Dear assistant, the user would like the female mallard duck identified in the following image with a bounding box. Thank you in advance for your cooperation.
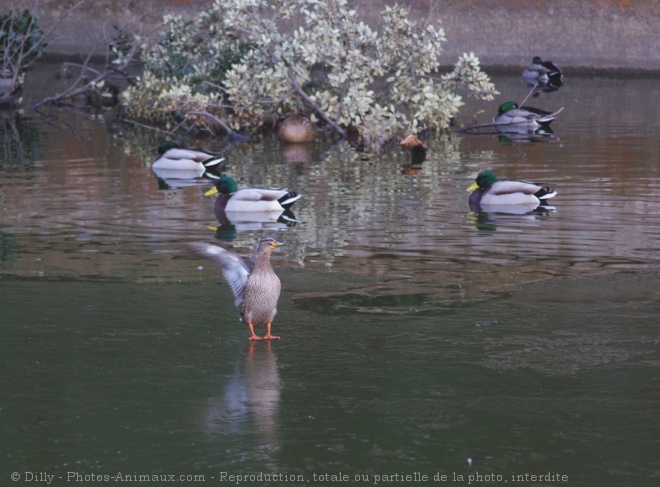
[279,115,316,144]
[188,237,285,340]
[522,56,563,89]
[467,171,557,206]
[152,141,224,178]
[495,101,557,133]
[205,176,301,213]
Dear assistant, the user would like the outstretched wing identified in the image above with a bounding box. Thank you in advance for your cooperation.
[187,243,250,307]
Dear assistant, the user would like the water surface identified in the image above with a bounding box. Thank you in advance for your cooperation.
[1,66,659,486]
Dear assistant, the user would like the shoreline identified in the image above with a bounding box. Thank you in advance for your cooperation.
[3,0,659,72]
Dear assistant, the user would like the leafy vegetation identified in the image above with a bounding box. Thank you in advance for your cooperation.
[0,9,47,104]
[120,0,497,149]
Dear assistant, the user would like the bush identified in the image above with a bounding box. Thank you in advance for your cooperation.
[0,9,46,103]
[121,0,497,149]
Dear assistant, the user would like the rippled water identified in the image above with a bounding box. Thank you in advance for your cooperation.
[1,64,659,486]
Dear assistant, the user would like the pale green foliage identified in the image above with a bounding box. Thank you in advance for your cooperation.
[122,0,497,147]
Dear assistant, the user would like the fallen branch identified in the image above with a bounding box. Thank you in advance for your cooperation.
[187,110,249,141]
[121,118,177,136]
[286,65,346,139]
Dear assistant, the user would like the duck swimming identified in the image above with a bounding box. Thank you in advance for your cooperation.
[205,176,301,213]
[152,141,224,178]
[467,170,557,206]
[188,237,285,340]
[522,56,563,89]
[279,114,316,144]
[495,101,558,133]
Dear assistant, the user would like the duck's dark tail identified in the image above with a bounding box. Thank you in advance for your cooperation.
[203,157,225,168]
[542,61,563,89]
[278,191,302,209]
[535,186,558,200]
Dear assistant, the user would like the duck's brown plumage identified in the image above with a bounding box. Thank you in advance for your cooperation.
[187,237,285,340]
[279,115,315,144]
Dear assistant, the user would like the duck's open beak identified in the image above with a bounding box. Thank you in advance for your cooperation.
[466,182,479,192]
[204,186,219,197]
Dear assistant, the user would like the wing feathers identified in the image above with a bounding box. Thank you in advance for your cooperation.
[187,243,250,307]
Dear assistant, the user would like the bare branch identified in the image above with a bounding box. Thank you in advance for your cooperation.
[287,65,346,139]
[186,110,248,141]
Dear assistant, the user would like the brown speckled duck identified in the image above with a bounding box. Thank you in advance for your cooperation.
[279,115,316,143]
[188,237,285,340]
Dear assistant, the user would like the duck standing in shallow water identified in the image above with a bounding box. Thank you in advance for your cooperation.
[188,237,285,340]
[522,56,563,89]
[152,141,224,178]
[467,171,557,206]
[205,176,301,213]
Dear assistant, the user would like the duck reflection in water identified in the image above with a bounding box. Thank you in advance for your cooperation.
[204,342,281,463]
[211,204,299,239]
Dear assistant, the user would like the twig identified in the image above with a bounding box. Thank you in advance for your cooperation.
[518,84,538,107]
[187,110,249,141]
[120,118,177,136]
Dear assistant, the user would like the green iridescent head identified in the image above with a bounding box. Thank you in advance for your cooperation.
[498,101,519,115]
[215,175,237,194]
[475,171,498,189]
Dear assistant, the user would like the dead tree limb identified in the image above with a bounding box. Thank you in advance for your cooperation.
[286,66,346,139]
[187,110,248,141]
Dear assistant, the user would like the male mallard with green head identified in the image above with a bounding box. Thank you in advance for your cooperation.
[467,170,557,206]
[188,237,286,340]
[152,141,225,177]
[205,176,301,213]
[495,101,557,133]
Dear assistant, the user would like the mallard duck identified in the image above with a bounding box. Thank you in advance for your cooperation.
[152,141,224,178]
[522,56,563,89]
[188,237,285,340]
[495,101,557,133]
[279,115,316,144]
[467,170,557,206]
[205,176,302,213]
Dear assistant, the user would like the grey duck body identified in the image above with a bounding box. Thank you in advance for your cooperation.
[188,236,285,340]
[241,248,282,328]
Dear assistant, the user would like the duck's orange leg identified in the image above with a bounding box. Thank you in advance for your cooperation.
[248,323,262,341]
[263,322,280,340]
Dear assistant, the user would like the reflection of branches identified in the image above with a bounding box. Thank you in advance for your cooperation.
[0,110,44,165]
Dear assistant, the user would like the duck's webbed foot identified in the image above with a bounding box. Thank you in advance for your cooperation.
[263,322,280,340]
[248,323,262,341]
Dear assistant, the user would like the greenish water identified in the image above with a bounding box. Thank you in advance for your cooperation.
[0,65,659,486]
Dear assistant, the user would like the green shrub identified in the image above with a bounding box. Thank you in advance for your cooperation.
[0,9,46,79]
[122,0,497,149]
